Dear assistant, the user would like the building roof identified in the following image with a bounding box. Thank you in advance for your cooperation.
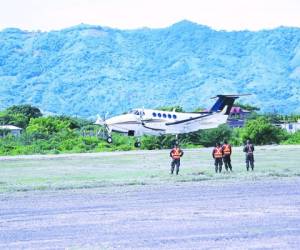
[230,107,250,114]
[0,125,22,130]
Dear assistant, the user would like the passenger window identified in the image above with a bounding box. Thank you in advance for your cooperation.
[173,114,177,119]
[168,114,172,119]
[152,112,157,117]
[163,114,167,118]
[158,113,162,118]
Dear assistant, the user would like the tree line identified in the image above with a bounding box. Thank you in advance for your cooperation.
[0,104,299,155]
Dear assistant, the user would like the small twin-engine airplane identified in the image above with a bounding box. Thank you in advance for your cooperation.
[95,94,248,147]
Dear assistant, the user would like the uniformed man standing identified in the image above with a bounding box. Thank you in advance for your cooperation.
[243,139,255,171]
[212,142,223,173]
[170,144,184,175]
[222,140,232,171]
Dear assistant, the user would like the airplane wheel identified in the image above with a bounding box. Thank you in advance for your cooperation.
[107,136,113,144]
[134,141,141,148]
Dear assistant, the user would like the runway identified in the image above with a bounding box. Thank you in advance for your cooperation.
[1,178,300,249]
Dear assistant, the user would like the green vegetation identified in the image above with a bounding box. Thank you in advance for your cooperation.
[235,102,260,112]
[282,131,300,145]
[241,117,288,145]
[0,105,299,156]
[0,104,42,128]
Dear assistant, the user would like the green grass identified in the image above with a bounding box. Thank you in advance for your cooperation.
[0,145,300,193]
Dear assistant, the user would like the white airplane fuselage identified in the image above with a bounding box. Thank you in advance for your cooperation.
[95,95,246,141]
[98,108,228,137]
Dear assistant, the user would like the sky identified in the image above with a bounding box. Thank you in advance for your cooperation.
[0,0,299,31]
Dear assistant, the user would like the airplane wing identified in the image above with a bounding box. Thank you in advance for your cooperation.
[165,113,211,126]
[141,119,166,132]
[165,107,228,134]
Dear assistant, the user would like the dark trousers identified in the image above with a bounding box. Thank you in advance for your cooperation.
[214,158,223,173]
[223,155,232,171]
[171,159,180,175]
[246,154,254,170]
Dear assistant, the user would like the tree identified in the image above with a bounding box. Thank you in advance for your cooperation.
[6,104,42,119]
[56,115,92,129]
[0,105,43,128]
[235,102,260,112]
[197,125,233,147]
[0,112,28,128]
[178,125,233,147]
[157,106,184,112]
[241,117,288,145]
[283,131,300,145]
[193,107,206,112]
[26,117,71,135]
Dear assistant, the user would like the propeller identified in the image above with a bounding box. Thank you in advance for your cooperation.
[95,112,109,125]
[95,112,111,134]
[95,114,104,126]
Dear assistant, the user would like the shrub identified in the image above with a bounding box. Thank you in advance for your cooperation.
[241,117,288,145]
[282,131,300,145]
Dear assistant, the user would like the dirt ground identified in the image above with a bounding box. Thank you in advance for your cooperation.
[1,146,300,249]
[1,178,300,249]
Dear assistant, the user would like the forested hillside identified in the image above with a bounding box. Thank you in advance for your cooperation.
[0,20,299,117]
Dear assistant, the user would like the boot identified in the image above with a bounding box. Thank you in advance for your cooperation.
[170,167,174,175]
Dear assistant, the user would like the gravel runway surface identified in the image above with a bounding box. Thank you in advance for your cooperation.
[1,178,300,249]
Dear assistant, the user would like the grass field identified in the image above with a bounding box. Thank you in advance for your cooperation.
[1,145,300,193]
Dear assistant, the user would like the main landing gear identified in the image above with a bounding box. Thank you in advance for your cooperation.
[104,135,141,148]
[96,126,113,144]
[134,138,141,148]
[107,136,113,144]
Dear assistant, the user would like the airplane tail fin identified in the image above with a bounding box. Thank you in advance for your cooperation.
[210,94,250,115]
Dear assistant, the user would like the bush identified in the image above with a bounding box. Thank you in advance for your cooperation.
[0,105,42,128]
[241,117,288,145]
[26,117,71,135]
[197,125,232,147]
[283,131,300,145]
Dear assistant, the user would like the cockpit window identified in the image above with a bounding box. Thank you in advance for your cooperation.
[129,110,140,115]
[129,109,144,116]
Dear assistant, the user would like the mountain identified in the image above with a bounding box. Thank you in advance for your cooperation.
[0,20,300,117]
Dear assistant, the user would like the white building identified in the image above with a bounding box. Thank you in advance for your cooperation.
[0,125,22,137]
[280,120,300,133]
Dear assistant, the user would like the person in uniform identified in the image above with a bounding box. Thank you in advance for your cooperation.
[243,139,255,171]
[170,144,184,175]
[222,140,232,171]
[212,142,223,173]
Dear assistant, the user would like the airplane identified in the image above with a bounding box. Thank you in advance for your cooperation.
[95,94,249,147]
